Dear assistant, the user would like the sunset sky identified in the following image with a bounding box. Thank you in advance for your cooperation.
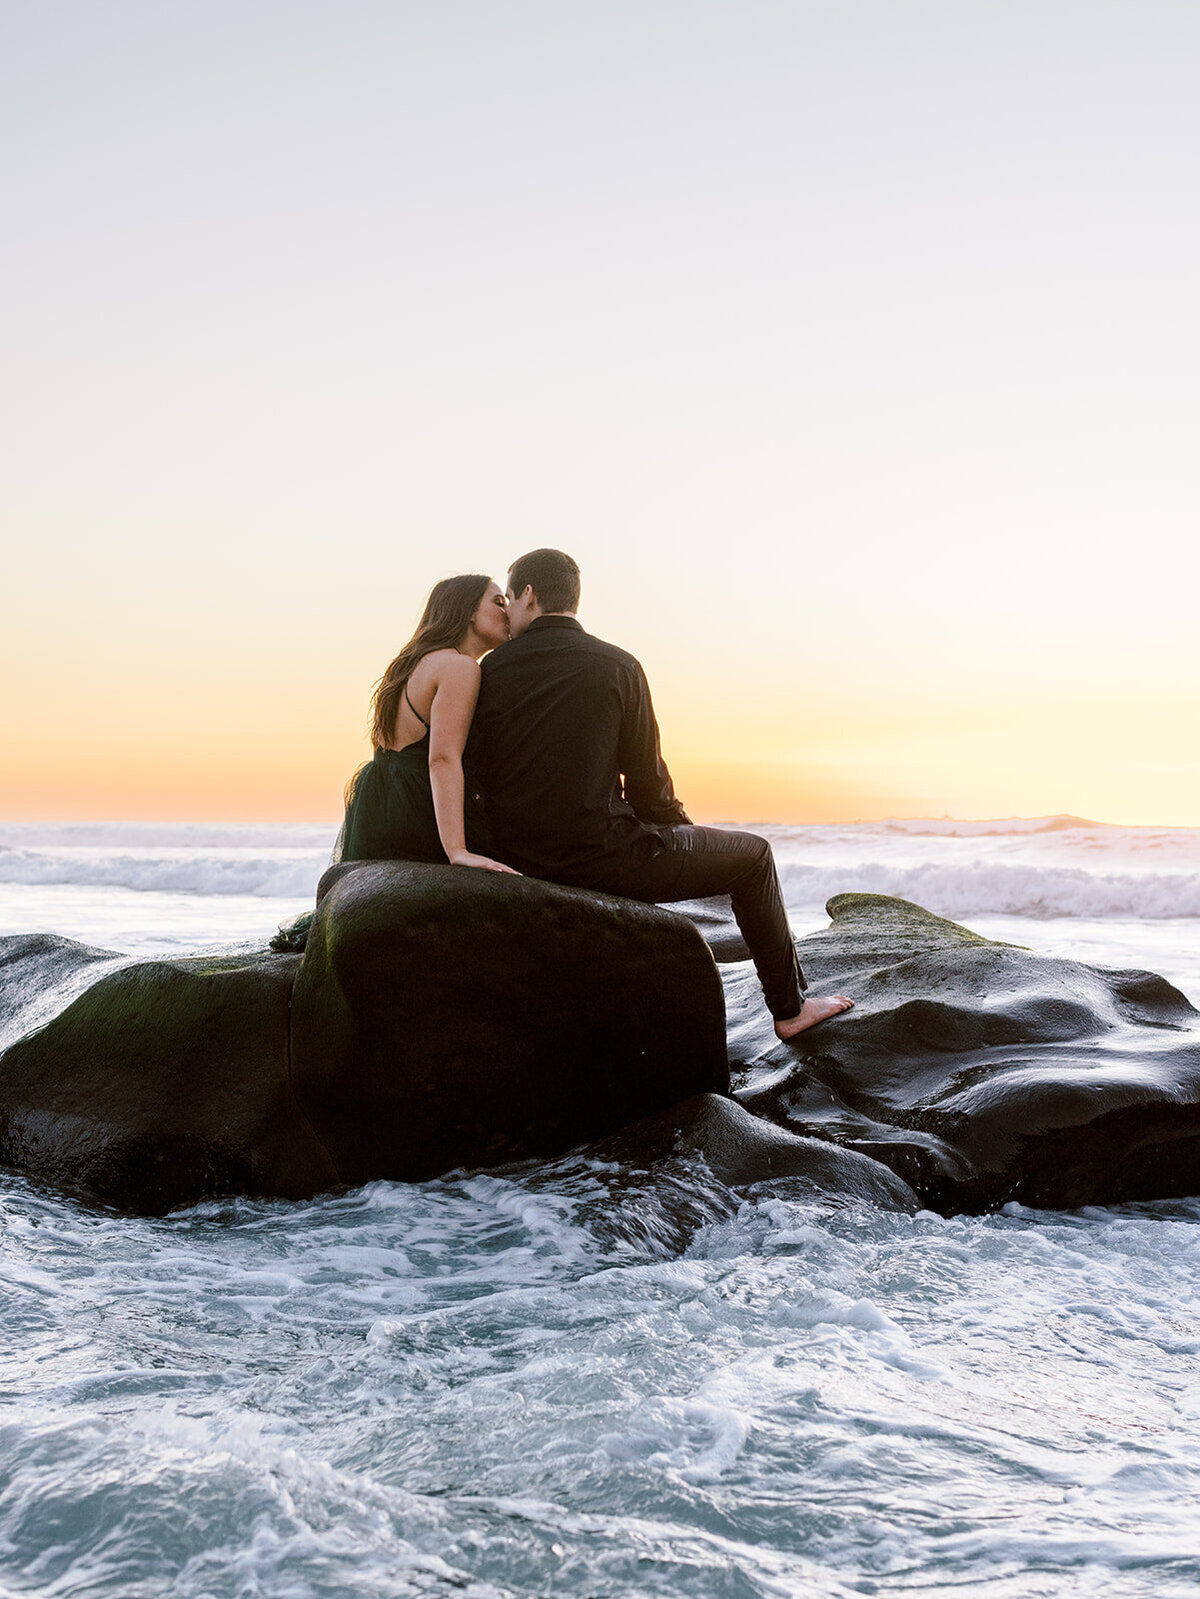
[3,1,1198,826]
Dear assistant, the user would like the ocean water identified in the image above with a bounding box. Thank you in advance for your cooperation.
[2,818,1200,1598]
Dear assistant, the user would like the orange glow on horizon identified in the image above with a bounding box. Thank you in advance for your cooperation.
[4,728,1199,830]
[4,624,1199,828]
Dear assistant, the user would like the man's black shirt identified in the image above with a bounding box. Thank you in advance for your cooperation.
[468,614,690,882]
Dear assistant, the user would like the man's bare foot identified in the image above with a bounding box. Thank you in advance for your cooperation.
[774,995,854,1041]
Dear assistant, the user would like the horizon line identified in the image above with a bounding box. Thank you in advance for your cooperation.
[4,810,1198,832]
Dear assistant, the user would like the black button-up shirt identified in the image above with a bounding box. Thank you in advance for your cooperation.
[468,615,690,882]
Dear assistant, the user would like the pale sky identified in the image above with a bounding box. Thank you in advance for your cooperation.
[3,1,1198,824]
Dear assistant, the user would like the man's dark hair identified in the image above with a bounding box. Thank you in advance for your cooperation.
[508,548,581,613]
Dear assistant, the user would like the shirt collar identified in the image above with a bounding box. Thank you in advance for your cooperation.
[526,614,583,632]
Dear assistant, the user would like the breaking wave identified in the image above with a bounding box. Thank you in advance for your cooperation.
[776,861,1200,920]
[0,846,327,899]
[2,817,1199,920]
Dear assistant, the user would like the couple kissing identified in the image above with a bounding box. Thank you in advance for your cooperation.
[340,548,852,1041]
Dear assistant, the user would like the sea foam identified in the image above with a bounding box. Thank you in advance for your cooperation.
[775,859,1200,920]
[0,845,328,899]
[4,818,1199,921]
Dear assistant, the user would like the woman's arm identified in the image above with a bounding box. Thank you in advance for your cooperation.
[428,656,519,873]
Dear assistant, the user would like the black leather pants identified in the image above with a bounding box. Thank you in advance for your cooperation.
[613,825,805,1020]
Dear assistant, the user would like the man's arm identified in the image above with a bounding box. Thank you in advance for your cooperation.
[618,661,691,826]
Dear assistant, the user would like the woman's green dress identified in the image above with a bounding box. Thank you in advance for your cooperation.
[270,735,454,952]
[340,736,447,863]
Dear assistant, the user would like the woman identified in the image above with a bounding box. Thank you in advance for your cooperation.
[340,574,518,872]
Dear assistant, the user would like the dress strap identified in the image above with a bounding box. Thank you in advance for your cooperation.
[404,681,430,731]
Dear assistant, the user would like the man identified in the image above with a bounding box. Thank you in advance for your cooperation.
[468,549,852,1039]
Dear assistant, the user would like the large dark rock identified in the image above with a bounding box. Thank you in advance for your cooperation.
[290,862,731,1185]
[726,893,1200,1211]
[5,879,1200,1218]
[0,946,335,1213]
[0,866,730,1211]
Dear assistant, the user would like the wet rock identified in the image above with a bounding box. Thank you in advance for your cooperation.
[727,893,1200,1211]
[0,946,334,1214]
[0,865,729,1211]
[5,883,1200,1219]
[290,862,730,1185]
[667,898,752,962]
[0,933,130,1053]
[590,1092,920,1211]
[273,894,752,961]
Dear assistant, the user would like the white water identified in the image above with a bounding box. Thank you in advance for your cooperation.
[4,817,1200,921]
[2,818,1200,1596]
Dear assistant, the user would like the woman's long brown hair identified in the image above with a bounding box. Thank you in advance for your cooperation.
[369,574,491,748]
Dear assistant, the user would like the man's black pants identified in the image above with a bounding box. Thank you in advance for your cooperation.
[609,825,805,1021]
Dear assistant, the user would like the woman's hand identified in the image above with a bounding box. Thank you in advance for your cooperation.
[449,849,522,874]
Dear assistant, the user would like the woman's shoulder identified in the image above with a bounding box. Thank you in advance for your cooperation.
[407,650,480,704]
[420,649,480,680]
